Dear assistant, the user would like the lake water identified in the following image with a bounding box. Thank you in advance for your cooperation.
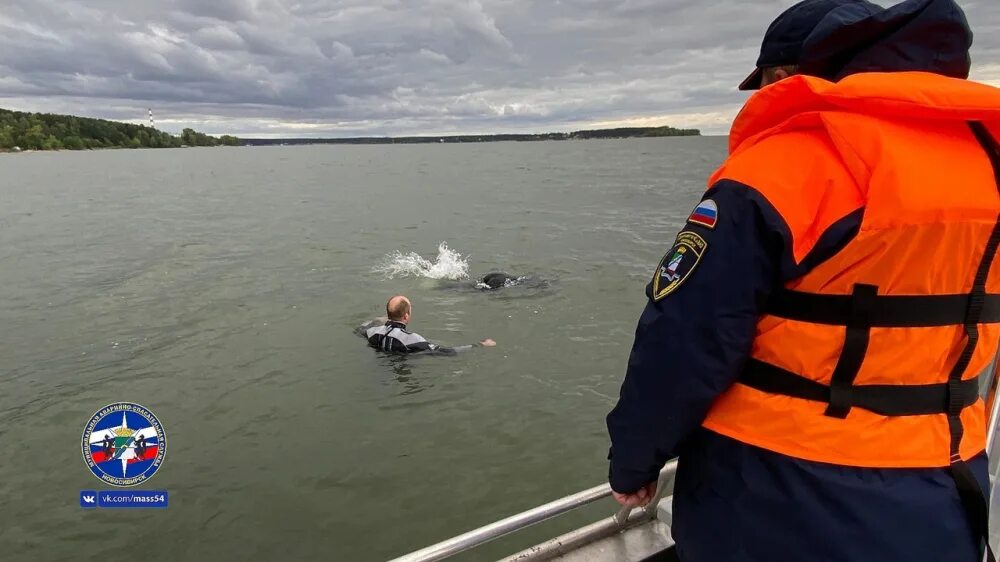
[0,138,726,561]
[4,136,1000,561]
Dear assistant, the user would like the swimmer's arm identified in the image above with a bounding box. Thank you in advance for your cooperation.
[406,341,465,355]
[354,317,387,338]
[408,339,496,355]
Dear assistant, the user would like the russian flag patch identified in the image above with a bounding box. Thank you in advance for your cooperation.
[687,199,718,229]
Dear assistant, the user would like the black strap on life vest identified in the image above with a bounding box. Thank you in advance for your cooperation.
[825,283,877,417]
[957,121,1000,562]
[739,121,1000,560]
[741,358,981,416]
[766,289,1000,327]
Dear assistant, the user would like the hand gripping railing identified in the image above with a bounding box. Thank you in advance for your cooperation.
[387,460,678,562]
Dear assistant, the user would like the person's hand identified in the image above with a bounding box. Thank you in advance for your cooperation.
[479,338,497,347]
[612,481,656,508]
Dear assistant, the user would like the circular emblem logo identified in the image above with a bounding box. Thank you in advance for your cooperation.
[82,403,166,487]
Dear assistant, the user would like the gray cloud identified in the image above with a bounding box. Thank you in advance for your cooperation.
[0,0,998,136]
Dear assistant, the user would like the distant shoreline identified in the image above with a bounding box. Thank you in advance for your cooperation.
[241,126,701,146]
[0,108,701,152]
[0,107,238,153]
[0,145,243,154]
[0,133,707,154]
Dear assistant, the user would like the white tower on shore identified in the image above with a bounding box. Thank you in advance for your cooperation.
[148,108,154,128]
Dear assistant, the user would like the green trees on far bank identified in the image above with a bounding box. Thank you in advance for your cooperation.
[178,128,242,147]
[0,108,243,151]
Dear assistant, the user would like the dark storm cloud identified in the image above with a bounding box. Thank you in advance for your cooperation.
[0,0,998,136]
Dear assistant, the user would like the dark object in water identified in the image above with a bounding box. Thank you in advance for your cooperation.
[478,272,518,290]
[433,272,549,294]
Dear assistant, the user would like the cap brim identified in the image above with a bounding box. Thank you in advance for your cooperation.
[738,67,763,91]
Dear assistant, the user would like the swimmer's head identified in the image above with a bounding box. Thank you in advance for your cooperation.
[479,272,515,290]
[386,295,412,323]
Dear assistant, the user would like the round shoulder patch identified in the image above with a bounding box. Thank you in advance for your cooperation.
[652,231,707,301]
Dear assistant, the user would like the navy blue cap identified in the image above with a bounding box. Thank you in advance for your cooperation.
[739,0,882,90]
[797,0,972,84]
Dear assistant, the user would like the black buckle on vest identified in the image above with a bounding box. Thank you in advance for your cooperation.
[967,291,986,324]
[825,283,878,418]
[947,379,967,418]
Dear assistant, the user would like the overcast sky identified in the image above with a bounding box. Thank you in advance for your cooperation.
[1,0,998,137]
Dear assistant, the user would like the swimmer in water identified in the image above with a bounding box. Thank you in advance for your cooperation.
[474,271,552,291]
[356,295,496,354]
[478,271,519,290]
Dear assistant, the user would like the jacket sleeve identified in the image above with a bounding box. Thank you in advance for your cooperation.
[355,319,381,338]
[606,180,784,493]
[404,337,474,355]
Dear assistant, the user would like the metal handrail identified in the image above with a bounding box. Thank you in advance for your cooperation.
[388,460,678,562]
[392,341,1000,562]
[504,502,666,562]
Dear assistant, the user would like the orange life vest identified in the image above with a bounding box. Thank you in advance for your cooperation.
[702,72,1000,469]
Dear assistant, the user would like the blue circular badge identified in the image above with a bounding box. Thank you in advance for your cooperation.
[82,402,166,487]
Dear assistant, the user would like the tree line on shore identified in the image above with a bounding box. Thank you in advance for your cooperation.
[0,108,242,151]
[243,125,701,146]
[0,106,700,151]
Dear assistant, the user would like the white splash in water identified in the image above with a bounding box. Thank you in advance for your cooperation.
[375,242,470,280]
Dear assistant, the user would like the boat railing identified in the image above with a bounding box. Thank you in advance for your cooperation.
[391,348,1000,562]
[387,460,678,562]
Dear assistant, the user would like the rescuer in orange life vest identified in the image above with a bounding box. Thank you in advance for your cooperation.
[606,0,1000,560]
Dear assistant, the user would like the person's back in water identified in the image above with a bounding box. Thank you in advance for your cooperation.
[356,295,495,355]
